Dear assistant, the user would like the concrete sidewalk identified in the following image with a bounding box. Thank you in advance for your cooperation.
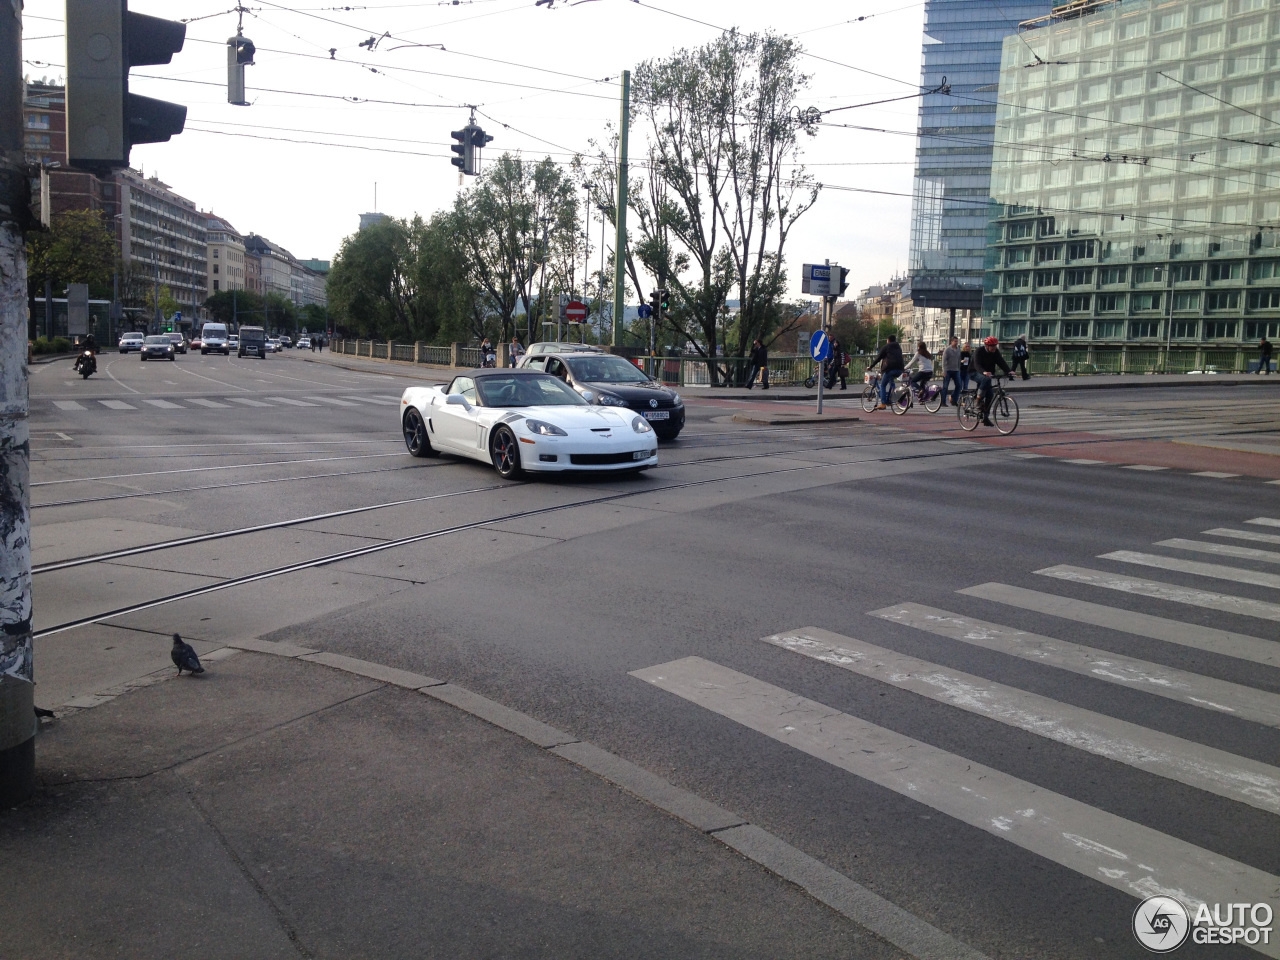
[0,627,924,960]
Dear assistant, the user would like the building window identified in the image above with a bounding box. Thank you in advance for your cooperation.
[1035,244,1063,263]
[1173,292,1201,311]
[212,264,219,274]
[1095,321,1124,338]
[1099,266,1128,285]
[1064,268,1094,286]
[1171,320,1199,338]
[1001,321,1027,338]
[1245,321,1280,339]
[1035,270,1061,287]
[1171,263,1202,282]
[1133,265,1165,284]
[1132,293,1162,311]
[213,280,220,291]
[1065,294,1092,312]
[1248,290,1280,309]
[1208,261,1243,281]
[1006,247,1031,265]
[1003,297,1028,314]
[1206,291,1240,310]
[1097,293,1125,311]
[1008,222,1033,240]
[213,249,219,258]
[1030,321,1057,338]
[1130,321,1162,338]
[1039,217,1058,236]
[1066,240,1096,260]
[1251,260,1280,280]
[1062,321,1090,338]
[1032,295,1059,313]
[1005,272,1030,290]
[1204,321,1238,338]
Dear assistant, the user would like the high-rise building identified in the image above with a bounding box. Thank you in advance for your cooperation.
[115,169,209,325]
[359,212,389,231]
[983,0,1280,371]
[906,0,1052,341]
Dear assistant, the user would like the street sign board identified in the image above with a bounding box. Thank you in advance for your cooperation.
[802,263,832,296]
[637,304,652,319]
[565,300,588,323]
[810,330,831,362]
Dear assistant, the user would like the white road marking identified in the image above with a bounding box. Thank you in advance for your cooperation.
[765,629,1280,814]
[871,603,1280,726]
[342,395,398,405]
[1206,527,1280,546]
[185,398,231,409]
[98,400,136,410]
[266,396,320,407]
[1061,458,1106,465]
[225,397,273,407]
[1192,471,1240,479]
[631,656,1280,945]
[55,432,73,441]
[1121,465,1168,471]
[1100,550,1280,591]
[1036,565,1280,622]
[961,582,1280,666]
[143,399,183,409]
[1249,518,1280,528]
[309,396,359,407]
[1009,452,1045,459]
[1157,538,1280,565]
[52,401,85,411]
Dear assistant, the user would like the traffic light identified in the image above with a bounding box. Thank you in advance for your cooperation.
[833,266,850,298]
[469,125,494,174]
[66,0,188,173]
[450,127,472,174]
[649,289,662,321]
[658,289,669,313]
[227,33,255,106]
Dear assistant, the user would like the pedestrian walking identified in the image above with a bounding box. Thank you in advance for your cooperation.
[509,335,525,368]
[941,336,962,407]
[825,337,848,390]
[959,340,973,393]
[318,336,324,353]
[747,337,769,389]
[873,335,905,410]
[1011,336,1031,380]
[310,337,316,353]
[1259,336,1273,375]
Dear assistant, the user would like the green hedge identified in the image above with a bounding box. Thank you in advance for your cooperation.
[31,336,72,355]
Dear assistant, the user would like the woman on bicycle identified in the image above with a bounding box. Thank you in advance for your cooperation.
[904,341,934,397]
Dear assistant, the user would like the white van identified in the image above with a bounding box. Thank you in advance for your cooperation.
[201,323,230,355]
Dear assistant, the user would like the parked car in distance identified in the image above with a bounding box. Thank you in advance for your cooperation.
[140,335,176,361]
[190,336,202,350]
[266,337,282,353]
[118,332,145,353]
[279,335,293,349]
[238,325,268,358]
[167,333,188,354]
[519,350,685,440]
[297,336,312,349]
[523,342,602,358]
[200,322,231,355]
[228,334,240,351]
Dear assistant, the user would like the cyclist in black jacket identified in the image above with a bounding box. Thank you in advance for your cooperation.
[974,336,1012,426]
[874,335,905,409]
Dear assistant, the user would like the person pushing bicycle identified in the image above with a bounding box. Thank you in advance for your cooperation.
[974,336,1012,427]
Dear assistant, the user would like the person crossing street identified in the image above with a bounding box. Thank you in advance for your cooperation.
[1011,336,1031,380]
[974,336,1012,426]
[1259,336,1273,375]
[941,337,962,407]
[747,338,769,389]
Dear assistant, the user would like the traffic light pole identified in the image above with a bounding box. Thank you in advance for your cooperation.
[0,0,36,805]
[611,70,629,348]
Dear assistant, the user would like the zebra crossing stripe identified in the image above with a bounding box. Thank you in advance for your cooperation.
[186,398,230,409]
[98,400,135,410]
[1157,538,1280,565]
[309,396,360,407]
[1206,527,1280,546]
[265,396,319,407]
[225,397,273,408]
[1248,518,1280,528]
[143,399,182,409]
[342,395,398,405]
[1061,458,1105,465]
[764,629,1280,814]
[1122,465,1169,471]
[870,603,1280,728]
[631,656,1280,942]
[52,400,85,411]
[960,583,1280,666]
[1099,551,1280,591]
[1036,565,1280,623]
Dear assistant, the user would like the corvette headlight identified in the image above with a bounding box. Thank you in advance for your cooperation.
[597,393,627,406]
[524,418,567,436]
[631,417,653,434]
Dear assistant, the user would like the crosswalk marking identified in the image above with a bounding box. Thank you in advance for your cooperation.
[1157,537,1280,565]
[98,400,135,410]
[1037,565,1280,622]
[960,582,1280,666]
[632,656,1280,934]
[1061,458,1105,465]
[185,398,230,409]
[870,602,1280,726]
[342,395,398,405]
[1193,471,1240,478]
[52,400,85,411]
[266,396,319,407]
[225,397,273,408]
[309,396,359,407]
[1249,517,1280,528]
[1207,526,1280,546]
[1122,464,1168,471]
[1100,550,1280,591]
[142,399,182,409]
[764,629,1280,814]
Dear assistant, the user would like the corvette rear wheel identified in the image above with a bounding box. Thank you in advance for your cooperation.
[490,425,523,479]
[402,408,437,458]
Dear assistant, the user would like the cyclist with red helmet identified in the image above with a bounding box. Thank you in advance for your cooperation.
[974,336,1012,427]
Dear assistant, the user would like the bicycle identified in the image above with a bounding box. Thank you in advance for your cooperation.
[860,370,882,412]
[889,375,943,415]
[957,376,1019,434]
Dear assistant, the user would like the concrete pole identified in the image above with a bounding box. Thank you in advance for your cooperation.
[611,70,630,347]
[0,0,36,805]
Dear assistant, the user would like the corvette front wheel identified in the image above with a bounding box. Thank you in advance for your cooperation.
[490,425,523,480]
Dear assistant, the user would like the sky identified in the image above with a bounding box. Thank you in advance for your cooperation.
[22,0,932,300]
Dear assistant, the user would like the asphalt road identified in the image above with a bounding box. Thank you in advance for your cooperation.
[26,348,1280,959]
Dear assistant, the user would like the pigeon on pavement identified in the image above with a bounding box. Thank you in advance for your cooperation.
[171,634,204,675]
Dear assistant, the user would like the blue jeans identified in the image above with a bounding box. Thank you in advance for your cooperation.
[943,370,962,404]
[959,370,970,392]
[977,373,994,417]
[879,369,901,405]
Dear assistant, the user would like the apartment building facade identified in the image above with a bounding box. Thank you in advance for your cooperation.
[207,214,246,297]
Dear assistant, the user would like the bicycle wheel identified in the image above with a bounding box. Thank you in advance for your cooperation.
[992,393,1020,435]
[958,393,979,431]
[890,383,911,415]
[923,384,943,413]
[804,375,816,389]
[860,385,878,412]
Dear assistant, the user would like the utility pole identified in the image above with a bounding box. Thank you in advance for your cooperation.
[1,0,37,805]
[611,70,629,348]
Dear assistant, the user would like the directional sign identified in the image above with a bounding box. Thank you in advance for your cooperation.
[810,330,832,362]
[637,304,652,319]
[565,300,588,323]
[802,263,832,296]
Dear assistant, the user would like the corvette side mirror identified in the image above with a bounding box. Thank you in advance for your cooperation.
[446,394,471,409]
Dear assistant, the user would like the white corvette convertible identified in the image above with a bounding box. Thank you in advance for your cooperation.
[399,369,659,478]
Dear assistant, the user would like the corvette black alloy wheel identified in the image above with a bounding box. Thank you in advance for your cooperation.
[490,425,522,479]
[402,408,436,458]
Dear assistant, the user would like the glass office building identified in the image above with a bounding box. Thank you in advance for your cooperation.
[984,0,1280,371]
[907,0,1052,323]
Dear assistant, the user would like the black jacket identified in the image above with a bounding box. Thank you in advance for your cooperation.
[975,346,1012,376]
[750,343,768,366]
[875,341,904,373]
[1262,339,1274,358]
[1013,341,1028,359]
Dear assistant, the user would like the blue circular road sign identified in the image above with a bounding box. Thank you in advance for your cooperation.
[810,330,832,362]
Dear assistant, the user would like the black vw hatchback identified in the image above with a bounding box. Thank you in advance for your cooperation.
[520,350,685,440]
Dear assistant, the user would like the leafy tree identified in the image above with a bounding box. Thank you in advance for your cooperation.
[204,289,264,325]
[26,209,117,299]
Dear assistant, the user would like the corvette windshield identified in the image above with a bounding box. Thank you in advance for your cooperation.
[477,374,588,407]
[566,355,650,384]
